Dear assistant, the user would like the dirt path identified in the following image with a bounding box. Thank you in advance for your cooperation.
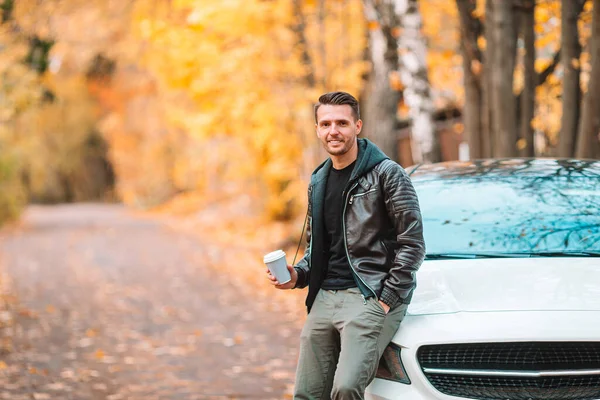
[0,204,305,400]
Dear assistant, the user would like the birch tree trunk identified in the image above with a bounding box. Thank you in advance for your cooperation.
[393,0,440,163]
[490,0,518,157]
[456,0,483,159]
[575,0,600,158]
[519,0,535,157]
[362,0,401,160]
[559,0,584,157]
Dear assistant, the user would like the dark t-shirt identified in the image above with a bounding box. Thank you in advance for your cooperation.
[321,161,357,290]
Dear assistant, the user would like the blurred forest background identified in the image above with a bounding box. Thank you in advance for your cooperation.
[1,0,599,226]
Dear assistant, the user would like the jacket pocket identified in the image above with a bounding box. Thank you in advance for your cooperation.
[349,188,377,204]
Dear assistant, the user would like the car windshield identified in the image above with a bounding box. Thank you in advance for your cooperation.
[414,174,600,256]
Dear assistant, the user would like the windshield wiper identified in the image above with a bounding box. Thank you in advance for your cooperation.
[528,251,600,257]
[425,253,527,260]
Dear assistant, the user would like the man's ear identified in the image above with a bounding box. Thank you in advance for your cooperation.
[356,119,363,134]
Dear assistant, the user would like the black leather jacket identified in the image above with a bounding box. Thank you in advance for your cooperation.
[294,139,426,312]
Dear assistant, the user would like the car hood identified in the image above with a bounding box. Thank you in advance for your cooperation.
[407,257,600,315]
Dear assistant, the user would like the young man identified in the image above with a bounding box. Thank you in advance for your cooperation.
[267,91,426,400]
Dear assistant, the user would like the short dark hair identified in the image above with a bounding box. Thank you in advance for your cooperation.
[314,92,360,123]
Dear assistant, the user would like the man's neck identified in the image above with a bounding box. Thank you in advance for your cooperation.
[331,144,358,170]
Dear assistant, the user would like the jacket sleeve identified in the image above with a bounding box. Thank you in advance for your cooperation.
[293,185,312,288]
[379,161,426,307]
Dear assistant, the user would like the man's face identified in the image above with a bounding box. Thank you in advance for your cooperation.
[315,104,362,156]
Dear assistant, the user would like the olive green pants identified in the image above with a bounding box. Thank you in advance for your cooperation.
[293,287,408,400]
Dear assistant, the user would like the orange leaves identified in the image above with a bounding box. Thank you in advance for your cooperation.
[389,71,404,91]
[470,59,482,76]
[420,0,462,105]
[534,1,560,50]
[18,308,39,318]
[368,20,380,31]
[534,24,545,34]
[453,122,464,134]
[471,2,485,21]
[223,334,245,346]
[398,102,410,118]
[441,50,455,60]
[95,349,105,360]
[86,328,98,337]
[477,36,487,51]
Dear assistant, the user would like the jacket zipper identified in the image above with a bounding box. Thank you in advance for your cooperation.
[349,188,377,204]
[342,182,377,300]
[308,186,313,266]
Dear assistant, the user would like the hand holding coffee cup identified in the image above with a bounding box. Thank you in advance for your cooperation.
[264,250,297,289]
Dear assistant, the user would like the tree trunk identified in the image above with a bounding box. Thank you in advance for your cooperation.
[481,0,495,158]
[575,0,600,158]
[393,0,440,163]
[292,0,316,87]
[559,0,583,157]
[362,0,401,160]
[491,0,518,157]
[456,0,483,159]
[519,0,535,157]
[318,0,327,89]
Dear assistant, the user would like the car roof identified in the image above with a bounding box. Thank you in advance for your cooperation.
[407,158,600,181]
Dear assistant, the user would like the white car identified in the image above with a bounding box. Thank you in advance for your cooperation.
[366,158,600,400]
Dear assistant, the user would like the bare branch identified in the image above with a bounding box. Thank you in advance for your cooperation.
[537,48,561,86]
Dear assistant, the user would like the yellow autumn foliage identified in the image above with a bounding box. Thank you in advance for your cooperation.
[0,23,39,223]
[0,8,115,220]
[129,0,367,219]
[1,0,594,223]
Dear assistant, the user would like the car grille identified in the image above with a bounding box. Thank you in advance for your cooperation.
[417,342,600,400]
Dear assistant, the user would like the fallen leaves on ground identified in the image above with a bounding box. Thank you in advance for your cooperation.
[0,203,302,399]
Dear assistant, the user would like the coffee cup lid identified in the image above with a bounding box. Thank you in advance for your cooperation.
[264,249,286,263]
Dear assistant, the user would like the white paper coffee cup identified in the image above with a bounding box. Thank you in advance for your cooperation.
[263,250,291,284]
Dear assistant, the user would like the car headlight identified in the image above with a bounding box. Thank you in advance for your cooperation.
[375,342,411,384]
